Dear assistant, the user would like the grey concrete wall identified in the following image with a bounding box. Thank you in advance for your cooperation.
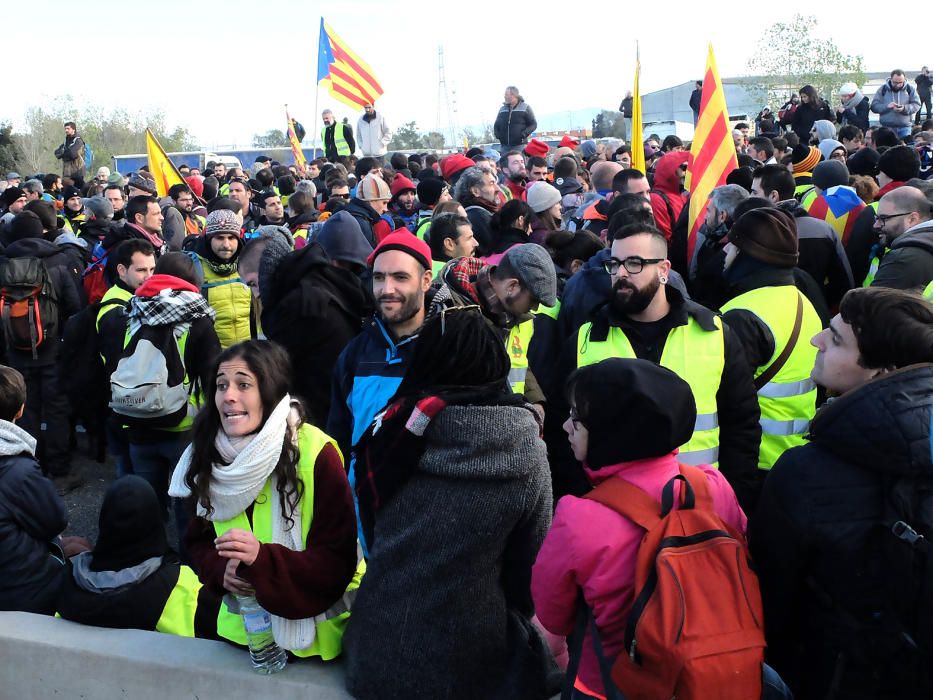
[0,611,353,700]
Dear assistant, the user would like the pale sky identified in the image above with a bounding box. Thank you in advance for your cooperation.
[5,1,926,150]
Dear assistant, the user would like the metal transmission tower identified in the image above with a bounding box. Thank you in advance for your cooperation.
[437,46,459,148]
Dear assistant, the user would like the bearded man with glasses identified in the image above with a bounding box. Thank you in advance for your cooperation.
[868,185,933,290]
[551,222,762,512]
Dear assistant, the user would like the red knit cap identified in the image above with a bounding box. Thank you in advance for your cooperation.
[559,135,580,149]
[367,230,432,270]
[390,173,416,198]
[524,138,549,158]
[440,154,475,182]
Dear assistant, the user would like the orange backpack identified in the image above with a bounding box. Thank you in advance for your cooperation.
[583,464,765,700]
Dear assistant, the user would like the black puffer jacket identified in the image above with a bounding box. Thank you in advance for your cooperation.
[494,101,537,148]
[751,364,933,699]
[261,242,373,426]
[0,443,67,615]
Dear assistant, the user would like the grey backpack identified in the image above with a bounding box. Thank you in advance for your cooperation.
[109,323,190,428]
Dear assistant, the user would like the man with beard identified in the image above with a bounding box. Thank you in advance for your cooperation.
[499,151,528,201]
[553,222,761,511]
[356,102,391,159]
[328,232,433,552]
[452,166,501,255]
[426,242,556,412]
[321,109,355,162]
[189,209,252,349]
[388,174,418,232]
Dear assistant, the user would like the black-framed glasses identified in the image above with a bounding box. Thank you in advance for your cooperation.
[875,212,913,226]
[439,304,481,335]
[603,256,665,275]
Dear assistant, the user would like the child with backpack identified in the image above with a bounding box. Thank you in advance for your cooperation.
[532,358,789,700]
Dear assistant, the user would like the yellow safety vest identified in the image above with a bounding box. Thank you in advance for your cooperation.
[322,124,352,157]
[96,284,133,332]
[720,286,821,470]
[197,256,252,350]
[577,316,724,467]
[506,302,559,396]
[155,565,204,637]
[212,423,364,660]
[924,280,933,299]
[507,320,534,395]
[862,202,883,287]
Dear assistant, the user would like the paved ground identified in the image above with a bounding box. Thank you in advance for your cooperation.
[61,431,178,548]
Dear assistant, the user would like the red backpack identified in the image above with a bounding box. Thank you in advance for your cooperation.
[583,464,765,700]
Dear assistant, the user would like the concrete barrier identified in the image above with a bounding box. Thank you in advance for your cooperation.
[0,611,354,699]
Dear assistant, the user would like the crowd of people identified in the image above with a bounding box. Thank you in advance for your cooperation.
[0,77,932,699]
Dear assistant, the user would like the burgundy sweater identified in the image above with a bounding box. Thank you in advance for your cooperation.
[186,443,357,619]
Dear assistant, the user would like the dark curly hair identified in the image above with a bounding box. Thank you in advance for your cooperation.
[183,340,304,528]
[839,287,933,370]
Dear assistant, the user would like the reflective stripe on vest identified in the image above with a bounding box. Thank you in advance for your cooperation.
[862,248,887,288]
[577,316,724,467]
[924,280,933,299]
[507,319,534,395]
[213,424,365,660]
[155,565,203,637]
[720,286,821,470]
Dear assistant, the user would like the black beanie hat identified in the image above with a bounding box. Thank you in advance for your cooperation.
[567,358,697,469]
[0,186,25,208]
[61,184,82,201]
[878,145,920,182]
[416,176,446,207]
[729,207,799,267]
[91,475,168,571]
[9,211,45,241]
[846,147,880,177]
[812,160,850,191]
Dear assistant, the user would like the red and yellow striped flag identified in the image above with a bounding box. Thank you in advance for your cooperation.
[286,107,306,176]
[317,19,383,110]
[684,44,737,262]
[145,128,185,198]
[631,46,645,175]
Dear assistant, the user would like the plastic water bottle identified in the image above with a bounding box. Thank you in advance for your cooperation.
[236,594,287,674]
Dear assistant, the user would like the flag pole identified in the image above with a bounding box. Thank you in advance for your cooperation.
[311,81,320,161]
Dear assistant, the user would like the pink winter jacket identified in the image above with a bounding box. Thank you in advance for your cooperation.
[531,453,747,698]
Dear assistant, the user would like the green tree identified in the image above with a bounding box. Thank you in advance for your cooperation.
[388,121,424,150]
[0,123,20,173]
[746,14,866,107]
[461,124,495,147]
[252,129,290,148]
[422,132,446,150]
[11,96,198,175]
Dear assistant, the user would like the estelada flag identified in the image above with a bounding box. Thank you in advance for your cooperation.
[145,128,186,198]
[684,44,738,263]
[317,19,383,110]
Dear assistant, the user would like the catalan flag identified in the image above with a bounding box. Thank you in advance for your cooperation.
[684,44,737,263]
[317,19,383,110]
[286,107,307,176]
[631,46,645,175]
[145,128,185,198]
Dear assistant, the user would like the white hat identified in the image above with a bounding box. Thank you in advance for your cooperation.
[838,82,858,96]
[526,181,561,214]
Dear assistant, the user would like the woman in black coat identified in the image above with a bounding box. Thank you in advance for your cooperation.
[750,287,933,700]
[788,85,835,142]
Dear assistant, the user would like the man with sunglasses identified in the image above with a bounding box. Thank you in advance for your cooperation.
[870,185,933,290]
[555,222,761,511]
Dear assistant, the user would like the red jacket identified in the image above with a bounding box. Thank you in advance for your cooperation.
[649,152,689,240]
[532,453,746,698]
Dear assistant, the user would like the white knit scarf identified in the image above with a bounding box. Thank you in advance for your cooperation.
[168,395,317,650]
